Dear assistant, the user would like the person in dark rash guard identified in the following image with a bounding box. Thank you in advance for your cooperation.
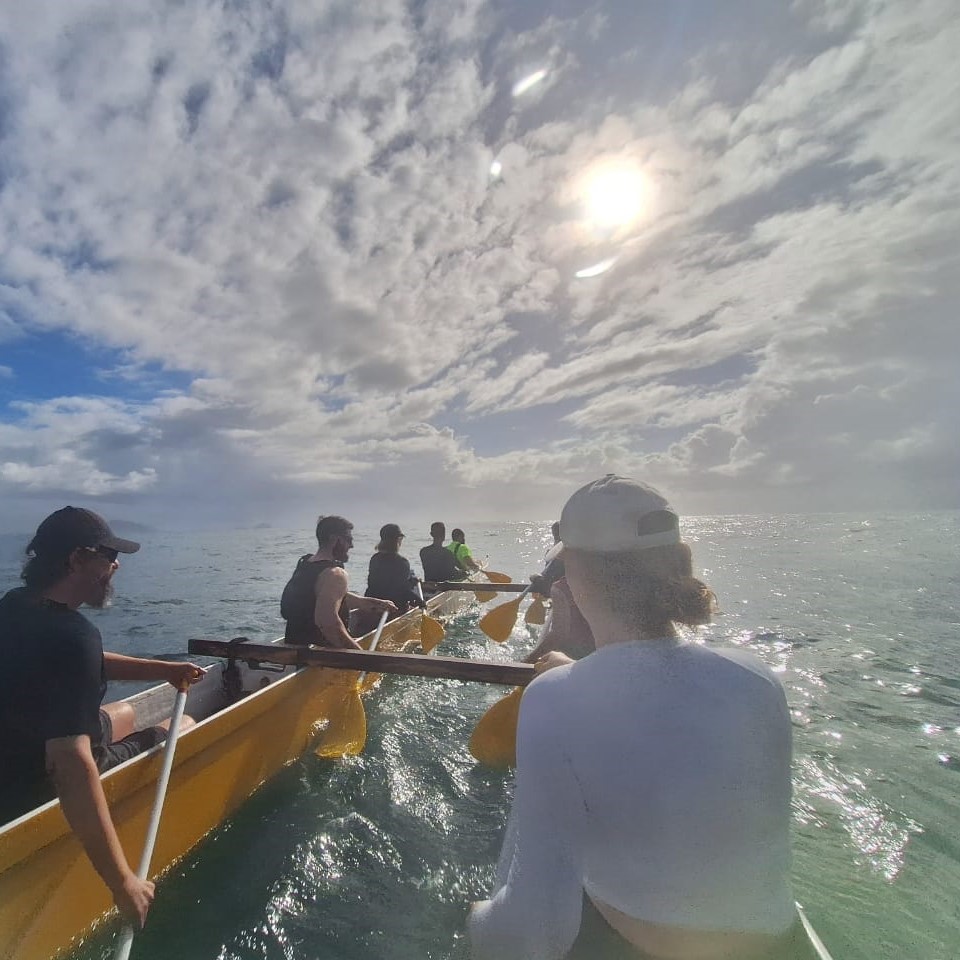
[419,522,464,584]
[365,523,422,616]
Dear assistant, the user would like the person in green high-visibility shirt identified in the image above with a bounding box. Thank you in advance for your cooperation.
[447,528,481,577]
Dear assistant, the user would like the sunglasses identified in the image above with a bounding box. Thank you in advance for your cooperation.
[89,545,119,563]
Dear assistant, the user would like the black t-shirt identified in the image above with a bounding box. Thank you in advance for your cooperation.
[365,552,418,609]
[419,543,464,582]
[0,587,106,822]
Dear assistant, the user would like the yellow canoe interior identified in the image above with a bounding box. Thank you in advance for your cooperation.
[0,591,468,960]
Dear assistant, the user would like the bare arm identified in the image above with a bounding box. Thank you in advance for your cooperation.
[46,736,155,927]
[103,653,205,688]
[524,590,566,663]
[344,592,398,615]
[523,581,595,663]
[314,567,362,649]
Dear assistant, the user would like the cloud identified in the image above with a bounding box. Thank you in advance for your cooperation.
[0,0,957,526]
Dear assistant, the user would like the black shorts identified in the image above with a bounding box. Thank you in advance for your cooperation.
[94,709,165,773]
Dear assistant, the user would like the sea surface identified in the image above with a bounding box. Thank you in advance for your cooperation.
[1,513,958,960]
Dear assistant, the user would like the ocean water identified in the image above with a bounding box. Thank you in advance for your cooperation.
[1,513,958,960]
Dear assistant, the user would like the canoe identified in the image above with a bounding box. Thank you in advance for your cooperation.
[0,581,838,960]
[0,588,471,960]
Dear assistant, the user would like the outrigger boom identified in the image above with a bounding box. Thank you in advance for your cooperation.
[424,581,531,592]
[188,638,535,687]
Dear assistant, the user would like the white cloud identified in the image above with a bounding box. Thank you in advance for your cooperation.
[0,0,958,525]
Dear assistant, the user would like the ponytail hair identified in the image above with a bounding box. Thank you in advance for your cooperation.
[572,543,716,632]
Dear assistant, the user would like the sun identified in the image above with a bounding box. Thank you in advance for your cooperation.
[581,162,647,230]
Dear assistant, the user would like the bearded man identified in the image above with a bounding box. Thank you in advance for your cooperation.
[281,514,396,648]
[0,506,205,929]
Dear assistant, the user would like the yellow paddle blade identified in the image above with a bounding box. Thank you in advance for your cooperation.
[483,569,512,584]
[420,612,446,653]
[312,679,366,758]
[469,687,523,767]
[478,596,523,643]
[524,597,546,625]
[473,588,497,602]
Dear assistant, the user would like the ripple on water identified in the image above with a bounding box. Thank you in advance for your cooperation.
[794,754,921,882]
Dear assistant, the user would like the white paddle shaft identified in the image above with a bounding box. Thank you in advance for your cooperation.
[113,686,189,960]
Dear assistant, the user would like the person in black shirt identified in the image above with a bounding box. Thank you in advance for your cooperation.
[365,523,422,617]
[281,514,396,647]
[419,521,465,584]
[0,507,205,930]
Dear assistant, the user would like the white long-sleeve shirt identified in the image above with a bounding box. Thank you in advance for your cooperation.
[469,639,795,960]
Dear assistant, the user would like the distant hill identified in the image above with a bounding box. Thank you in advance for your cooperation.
[111,520,156,534]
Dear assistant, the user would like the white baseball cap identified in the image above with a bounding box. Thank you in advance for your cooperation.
[556,475,680,553]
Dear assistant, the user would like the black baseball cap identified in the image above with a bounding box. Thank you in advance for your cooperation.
[28,507,141,557]
[379,523,404,539]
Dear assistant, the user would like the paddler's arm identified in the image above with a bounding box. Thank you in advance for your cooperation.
[459,545,481,573]
[523,604,560,663]
[523,580,571,663]
[523,581,594,664]
[343,592,398,616]
[46,735,155,928]
[468,676,586,960]
[314,566,363,649]
[103,653,206,688]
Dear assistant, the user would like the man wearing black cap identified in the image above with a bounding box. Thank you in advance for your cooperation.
[364,523,423,618]
[0,507,206,929]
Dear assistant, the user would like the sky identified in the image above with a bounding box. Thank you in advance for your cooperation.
[0,0,958,534]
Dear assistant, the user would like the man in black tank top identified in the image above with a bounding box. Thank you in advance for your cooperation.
[281,515,397,647]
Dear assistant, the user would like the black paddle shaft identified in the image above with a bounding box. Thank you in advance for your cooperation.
[188,638,535,686]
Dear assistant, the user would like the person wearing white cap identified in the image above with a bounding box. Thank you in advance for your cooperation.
[469,476,798,960]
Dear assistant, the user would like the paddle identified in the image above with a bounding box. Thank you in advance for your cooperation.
[483,569,512,584]
[416,582,446,653]
[473,584,498,602]
[474,561,506,601]
[524,596,547,625]
[478,583,534,643]
[472,585,548,764]
[468,686,524,767]
[311,611,389,759]
[113,684,190,960]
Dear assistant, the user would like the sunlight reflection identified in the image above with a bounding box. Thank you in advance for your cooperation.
[512,69,548,96]
[489,159,502,178]
[575,257,617,279]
